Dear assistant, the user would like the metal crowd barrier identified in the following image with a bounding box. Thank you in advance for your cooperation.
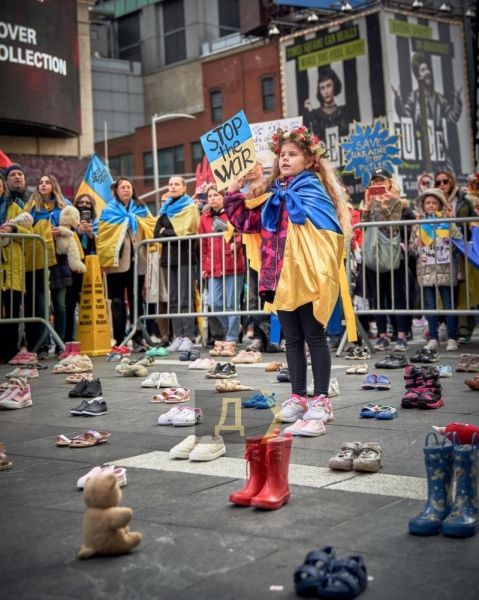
[0,232,64,353]
[127,232,269,346]
[341,216,479,355]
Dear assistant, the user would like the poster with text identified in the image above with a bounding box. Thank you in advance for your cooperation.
[250,116,303,170]
[280,12,387,203]
[384,11,474,197]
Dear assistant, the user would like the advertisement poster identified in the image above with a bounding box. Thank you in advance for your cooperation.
[280,11,386,203]
[385,11,474,196]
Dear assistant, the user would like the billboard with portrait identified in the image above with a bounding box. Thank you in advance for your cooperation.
[0,0,80,137]
[384,11,474,195]
[280,11,387,202]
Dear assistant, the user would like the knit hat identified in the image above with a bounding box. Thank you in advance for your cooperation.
[415,187,447,211]
[4,164,25,179]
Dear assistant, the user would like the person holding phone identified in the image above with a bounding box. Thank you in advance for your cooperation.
[64,194,98,342]
[361,167,409,352]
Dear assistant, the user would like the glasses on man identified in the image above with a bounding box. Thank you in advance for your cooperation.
[436,178,449,185]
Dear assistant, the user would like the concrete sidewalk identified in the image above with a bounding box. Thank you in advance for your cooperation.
[1,333,479,599]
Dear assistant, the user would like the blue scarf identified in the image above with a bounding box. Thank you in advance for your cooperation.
[29,199,70,227]
[99,199,149,234]
[159,194,194,219]
[0,195,8,226]
[261,170,342,234]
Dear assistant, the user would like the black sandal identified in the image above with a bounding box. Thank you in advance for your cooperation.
[294,546,336,597]
[317,555,367,599]
[179,350,191,361]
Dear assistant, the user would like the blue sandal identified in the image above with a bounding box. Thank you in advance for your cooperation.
[294,546,336,597]
[361,374,378,390]
[317,555,368,599]
[376,375,391,391]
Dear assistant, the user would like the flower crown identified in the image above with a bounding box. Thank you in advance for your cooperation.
[267,125,329,171]
[468,173,479,193]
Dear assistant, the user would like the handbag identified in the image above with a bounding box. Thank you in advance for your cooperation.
[363,211,401,273]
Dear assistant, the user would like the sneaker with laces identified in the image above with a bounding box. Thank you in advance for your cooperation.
[374,337,390,351]
[158,405,184,425]
[345,347,370,360]
[5,367,39,379]
[81,397,108,416]
[167,337,184,352]
[0,385,32,409]
[157,372,179,387]
[284,420,310,435]
[273,395,308,423]
[446,339,459,352]
[393,338,408,352]
[304,396,334,422]
[177,338,193,352]
[204,363,226,379]
[424,339,439,351]
[298,419,326,437]
[215,363,237,379]
[141,372,163,388]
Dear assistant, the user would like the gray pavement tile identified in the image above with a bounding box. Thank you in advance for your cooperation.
[0,454,91,482]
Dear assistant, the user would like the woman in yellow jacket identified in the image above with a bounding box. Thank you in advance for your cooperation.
[0,175,32,363]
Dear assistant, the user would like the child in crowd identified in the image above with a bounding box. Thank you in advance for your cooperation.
[410,188,462,352]
[224,126,351,422]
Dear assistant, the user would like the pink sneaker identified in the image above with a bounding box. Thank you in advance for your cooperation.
[273,394,308,423]
[284,420,311,435]
[9,352,37,365]
[0,385,32,409]
[304,396,334,423]
[298,419,326,437]
[0,386,19,400]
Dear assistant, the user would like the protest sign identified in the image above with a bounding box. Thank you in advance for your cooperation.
[250,116,303,170]
[200,110,256,191]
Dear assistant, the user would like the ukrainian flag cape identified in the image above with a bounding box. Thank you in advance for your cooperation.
[24,199,73,270]
[97,199,156,267]
[159,194,199,237]
[241,171,356,341]
[419,213,450,246]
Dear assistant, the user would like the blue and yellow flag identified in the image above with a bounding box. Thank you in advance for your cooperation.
[76,152,113,215]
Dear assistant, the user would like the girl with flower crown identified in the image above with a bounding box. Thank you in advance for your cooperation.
[224,125,352,424]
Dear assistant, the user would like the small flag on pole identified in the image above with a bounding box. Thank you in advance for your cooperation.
[76,152,114,214]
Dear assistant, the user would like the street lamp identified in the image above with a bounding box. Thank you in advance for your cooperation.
[151,113,196,213]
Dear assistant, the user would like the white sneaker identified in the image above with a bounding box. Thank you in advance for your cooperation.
[424,339,439,351]
[328,378,340,397]
[189,435,226,461]
[158,405,184,425]
[446,339,459,352]
[298,420,326,437]
[284,420,310,435]
[273,395,308,423]
[141,372,163,388]
[172,406,203,427]
[177,338,193,352]
[170,435,201,459]
[157,372,179,388]
[303,395,334,423]
[439,323,448,342]
[307,379,339,397]
[167,338,183,352]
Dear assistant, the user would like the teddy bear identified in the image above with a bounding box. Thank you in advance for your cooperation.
[0,212,34,247]
[55,205,86,273]
[77,473,142,559]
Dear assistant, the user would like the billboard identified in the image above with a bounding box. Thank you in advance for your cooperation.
[0,0,80,137]
[280,9,474,201]
[280,11,387,202]
[384,11,474,195]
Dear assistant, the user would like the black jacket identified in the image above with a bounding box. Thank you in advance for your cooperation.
[49,254,72,290]
[154,212,198,268]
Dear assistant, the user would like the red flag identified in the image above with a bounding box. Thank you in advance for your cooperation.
[0,150,13,169]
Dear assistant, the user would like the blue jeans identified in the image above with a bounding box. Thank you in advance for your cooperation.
[423,286,458,341]
[208,274,244,341]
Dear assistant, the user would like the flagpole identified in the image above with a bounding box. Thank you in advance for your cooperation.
[104,121,109,169]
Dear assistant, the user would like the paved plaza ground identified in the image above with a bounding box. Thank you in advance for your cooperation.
[2,329,479,599]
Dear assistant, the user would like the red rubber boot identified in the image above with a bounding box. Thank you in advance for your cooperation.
[250,433,293,510]
[58,342,72,360]
[69,341,82,356]
[229,428,280,506]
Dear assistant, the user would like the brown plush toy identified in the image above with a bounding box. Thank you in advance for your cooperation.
[78,473,142,559]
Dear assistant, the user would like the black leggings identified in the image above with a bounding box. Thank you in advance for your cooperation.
[107,268,144,346]
[277,302,330,397]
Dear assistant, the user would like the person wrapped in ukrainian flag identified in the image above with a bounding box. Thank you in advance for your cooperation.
[224,125,352,423]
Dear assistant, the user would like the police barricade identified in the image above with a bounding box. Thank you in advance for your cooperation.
[0,232,64,354]
[127,232,269,346]
[342,216,479,356]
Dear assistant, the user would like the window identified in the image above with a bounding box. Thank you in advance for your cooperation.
[143,145,185,185]
[218,0,240,37]
[191,141,204,171]
[164,0,186,66]
[262,77,275,111]
[210,90,222,123]
[118,12,141,62]
[109,154,134,179]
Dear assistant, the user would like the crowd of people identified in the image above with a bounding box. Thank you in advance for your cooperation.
[1,140,479,406]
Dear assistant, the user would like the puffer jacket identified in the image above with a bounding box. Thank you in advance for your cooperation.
[1,201,32,291]
[199,208,245,278]
[409,194,462,287]
[49,253,72,291]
